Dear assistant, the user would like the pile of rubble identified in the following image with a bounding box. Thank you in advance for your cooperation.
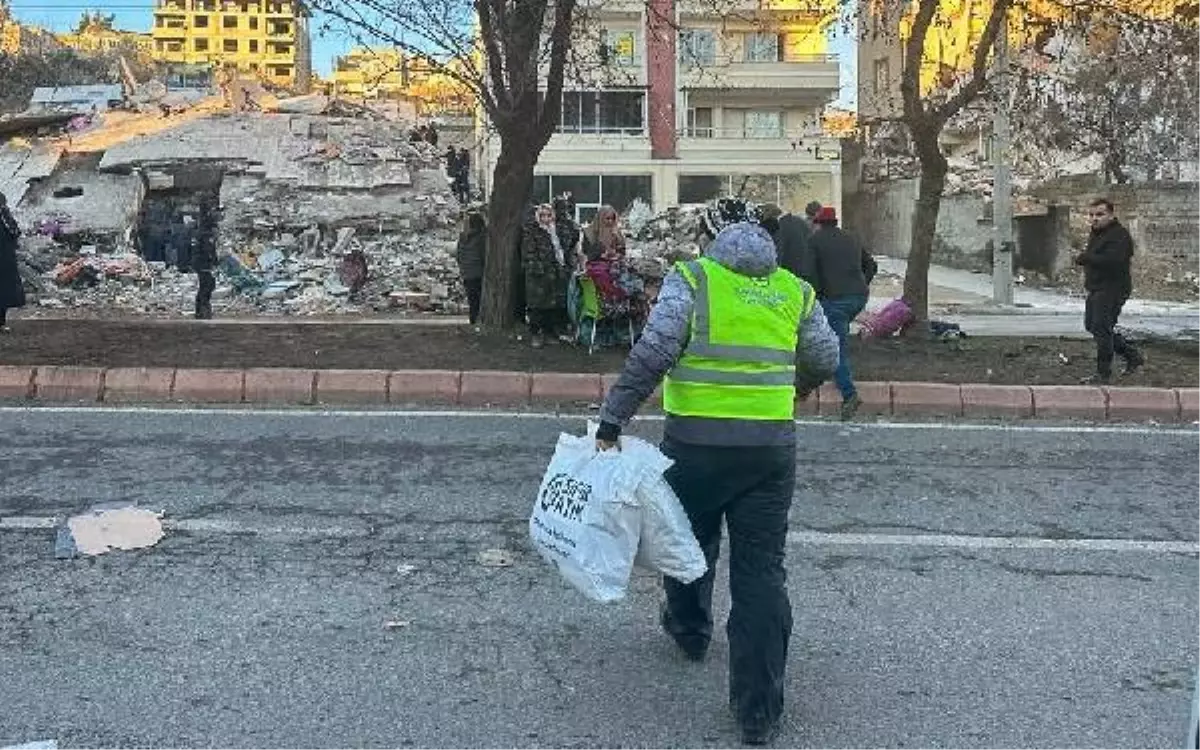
[622,201,704,272]
[19,211,467,318]
[12,107,472,318]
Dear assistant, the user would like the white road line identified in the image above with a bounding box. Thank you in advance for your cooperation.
[787,531,1199,555]
[0,516,59,530]
[1,406,1196,436]
[4,514,1195,555]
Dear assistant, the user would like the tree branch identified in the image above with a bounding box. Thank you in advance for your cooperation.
[931,0,1010,124]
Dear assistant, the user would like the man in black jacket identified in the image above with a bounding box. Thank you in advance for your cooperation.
[760,203,816,286]
[808,206,877,420]
[191,200,219,320]
[1075,198,1143,383]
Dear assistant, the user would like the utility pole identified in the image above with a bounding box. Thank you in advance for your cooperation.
[992,17,1014,305]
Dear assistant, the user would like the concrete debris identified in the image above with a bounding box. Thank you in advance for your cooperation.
[13,109,472,318]
[478,549,515,567]
[61,506,165,557]
[622,205,706,275]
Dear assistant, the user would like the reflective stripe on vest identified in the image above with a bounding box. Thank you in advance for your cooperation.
[664,258,816,421]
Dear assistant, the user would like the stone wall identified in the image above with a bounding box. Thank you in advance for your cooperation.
[844,178,996,272]
[847,177,1199,285]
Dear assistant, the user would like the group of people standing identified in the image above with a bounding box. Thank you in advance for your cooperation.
[730,198,877,420]
[453,196,650,348]
[444,147,472,205]
[522,197,648,349]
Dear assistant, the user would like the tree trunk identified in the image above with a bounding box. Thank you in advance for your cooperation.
[902,139,949,323]
[480,143,536,328]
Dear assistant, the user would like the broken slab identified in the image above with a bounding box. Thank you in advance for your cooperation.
[62,506,165,557]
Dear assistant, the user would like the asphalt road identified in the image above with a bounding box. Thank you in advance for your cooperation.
[1,408,1197,749]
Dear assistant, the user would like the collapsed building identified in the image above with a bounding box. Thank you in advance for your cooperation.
[3,98,467,317]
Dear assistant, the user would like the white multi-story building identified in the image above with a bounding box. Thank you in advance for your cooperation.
[480,0,843,222]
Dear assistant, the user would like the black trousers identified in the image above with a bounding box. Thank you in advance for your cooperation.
[1084,289,1139,376]
[464,277,483,324]
[195,271,216,319]
[659,437,796,730]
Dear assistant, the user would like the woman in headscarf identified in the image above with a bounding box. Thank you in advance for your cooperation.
[520,203,570,347]
[581,204,625,262]
[0,191,26,332]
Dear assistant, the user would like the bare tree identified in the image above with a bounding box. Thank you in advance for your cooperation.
[309,0,577,327]
[1011,15,1199,183]
[896,0,1010,321]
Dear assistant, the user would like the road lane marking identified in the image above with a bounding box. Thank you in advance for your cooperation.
[787,531,1199,555]
[4,515,1196,554]
[1,406,1196,436]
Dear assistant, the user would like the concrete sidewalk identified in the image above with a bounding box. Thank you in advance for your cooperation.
[869,258,1200,340]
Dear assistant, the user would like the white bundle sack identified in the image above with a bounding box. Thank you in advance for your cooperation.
[529,430,645,603]
[529,423,707,603]
[622,437,707,584]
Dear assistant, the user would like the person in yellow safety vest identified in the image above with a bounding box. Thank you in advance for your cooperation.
[595,221,839,746]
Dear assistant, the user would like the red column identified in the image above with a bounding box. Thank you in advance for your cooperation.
[645,0,677,160]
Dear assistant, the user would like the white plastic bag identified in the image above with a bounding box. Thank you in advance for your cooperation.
[529,423,707,602]
[529,430,644,603]
[622,437,707,584]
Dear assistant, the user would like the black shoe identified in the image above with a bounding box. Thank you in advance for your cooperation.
[660,607,707,661]
[1122,354,1145,376]
[839,394,862,421]
[740,720,781,746]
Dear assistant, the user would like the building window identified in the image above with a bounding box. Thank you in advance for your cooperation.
[224,38,239,52]
[249,16,259,29]
[873,58,889,94]
[745,110,783,138]
[167,41,183,52]
[686,107,713,137]
[193,14,209,27]
[195,38,209,51]
[270,21,291,35]
[249,39,259,52]
[678,175,726,204]
[223,15,238,28]
[743,32,781,63]
[679,29,716,66]
[599,30,636,66]
[559,90,645,135]
[530,175,652,218]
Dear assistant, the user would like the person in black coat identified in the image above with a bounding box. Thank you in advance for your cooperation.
[808,206,877,420]
[456,210,487,325]
[1075,198,1143,383]
[0,191,26,331]
[191,200,219,320]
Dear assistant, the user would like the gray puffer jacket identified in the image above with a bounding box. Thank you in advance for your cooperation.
[598,222,839,446]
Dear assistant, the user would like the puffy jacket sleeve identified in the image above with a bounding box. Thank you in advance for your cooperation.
[794,300,840,389]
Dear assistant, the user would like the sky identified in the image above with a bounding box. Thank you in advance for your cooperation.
[9,0,858,108]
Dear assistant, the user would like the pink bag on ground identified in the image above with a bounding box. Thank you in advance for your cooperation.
[859,298,914,339]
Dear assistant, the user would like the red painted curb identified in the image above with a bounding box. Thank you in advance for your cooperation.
[0,367,1194,424]
[1103,386,1181,422]
[531,373,603,404]
[36,366,104,402]
[245,368,316,405]
[317,369,390,405]
[0,365,36,399]
[104,367,175,403]
[173,368,245,404]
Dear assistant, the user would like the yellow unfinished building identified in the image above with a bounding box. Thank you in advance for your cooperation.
[151,0,312,90]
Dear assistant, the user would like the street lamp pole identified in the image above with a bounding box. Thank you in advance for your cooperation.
[992,15,1014,305]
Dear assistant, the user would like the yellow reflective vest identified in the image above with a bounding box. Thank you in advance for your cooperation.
[663,258,816,421]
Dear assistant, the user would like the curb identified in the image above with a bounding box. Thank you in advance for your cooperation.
[0,365,1195,423]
